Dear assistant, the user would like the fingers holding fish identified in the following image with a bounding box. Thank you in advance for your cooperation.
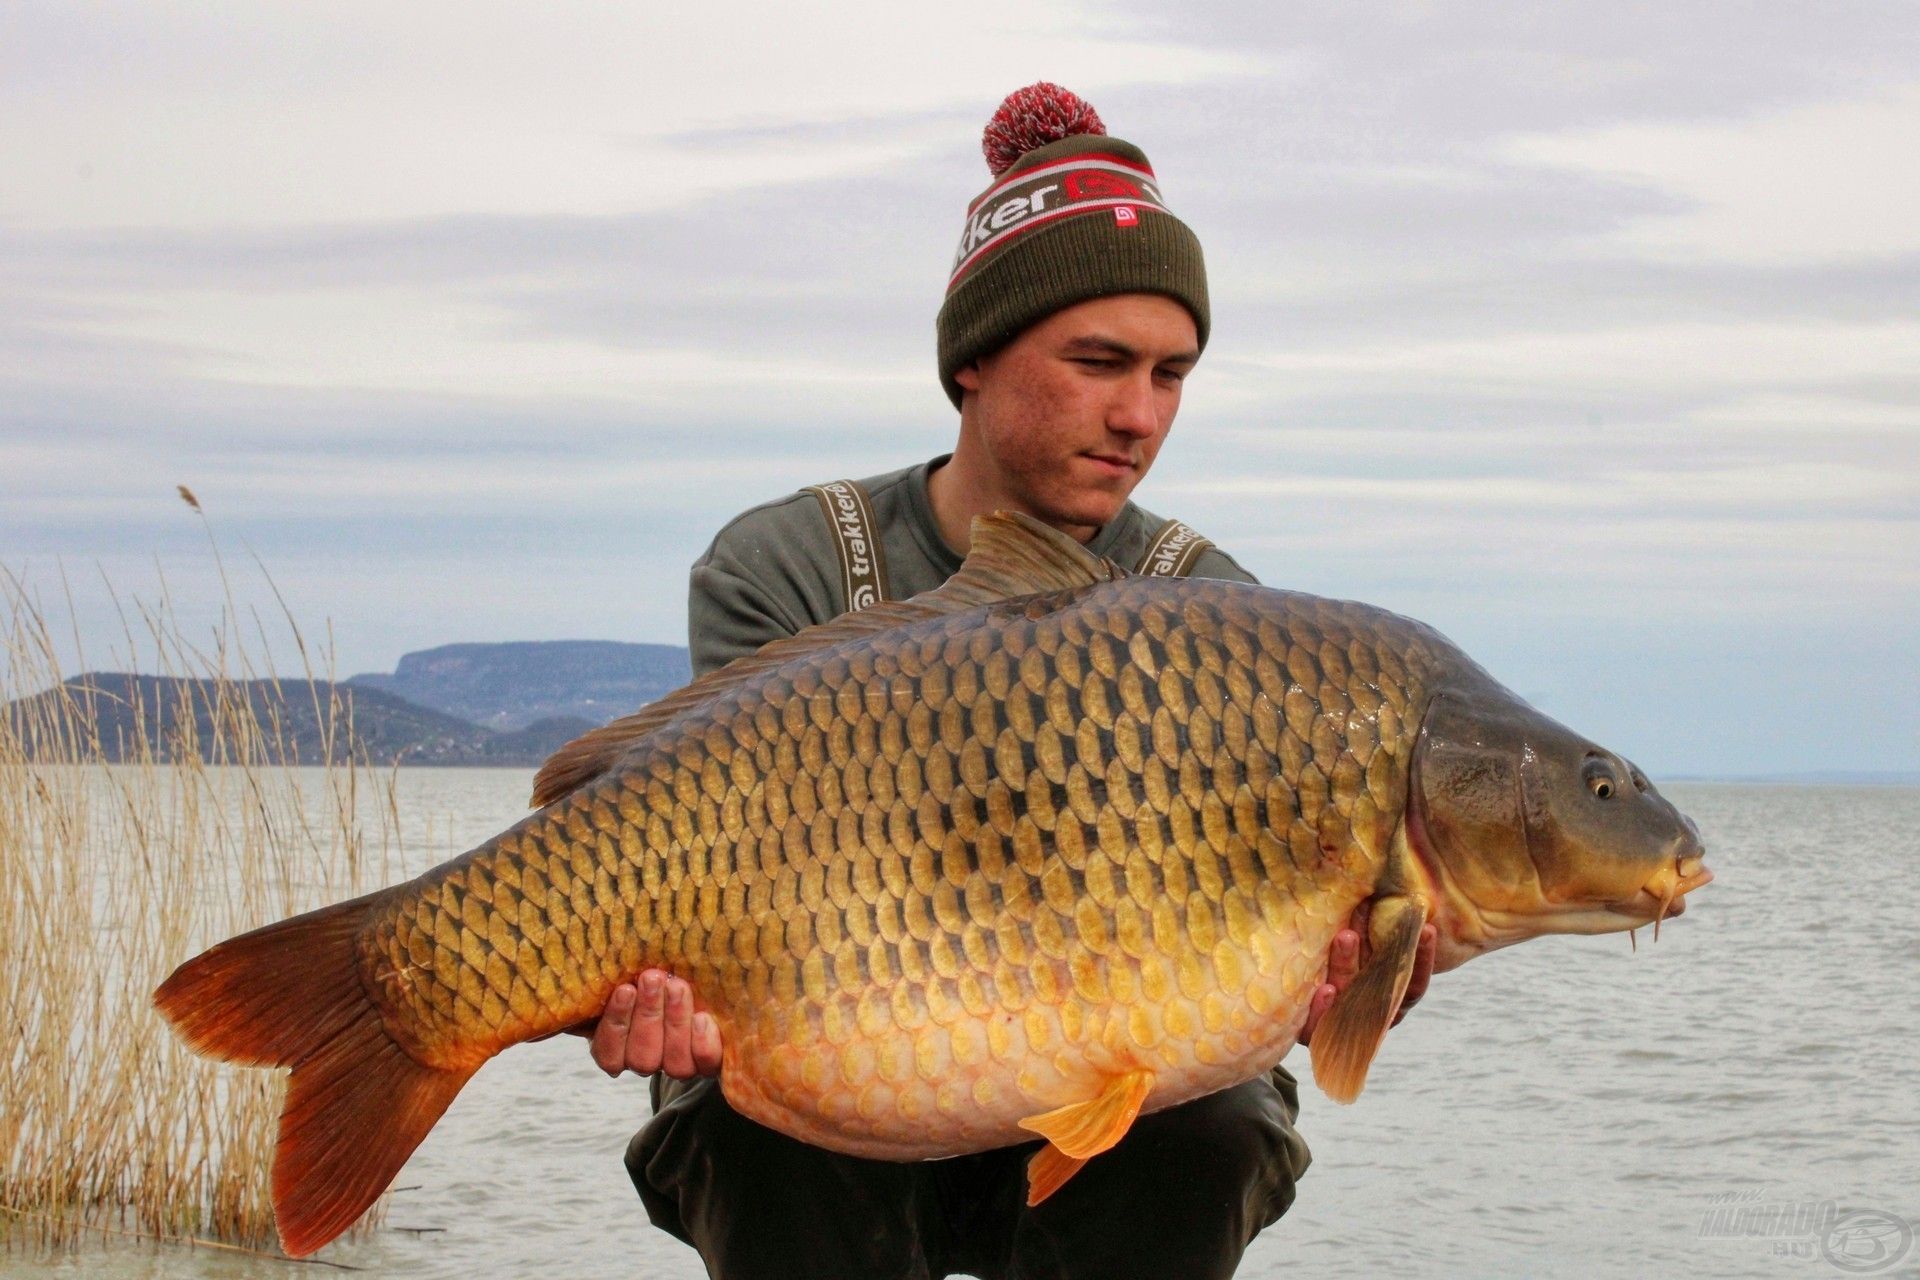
[1297,908,1435,1044]
[1296,929,1358,1047]
[1297,981,1338,1048]
[661,978,696,1078]
[590,982,639,1076]
[1328,926,1360,993]
[591,971,720,1080]
[691,1013,723,1076]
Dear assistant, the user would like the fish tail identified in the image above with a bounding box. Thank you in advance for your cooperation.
[152,891,477,1258]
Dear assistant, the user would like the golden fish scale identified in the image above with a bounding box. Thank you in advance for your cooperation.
[358,580,1445,1156]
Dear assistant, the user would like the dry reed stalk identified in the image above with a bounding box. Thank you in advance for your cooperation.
[0,557,401,1259]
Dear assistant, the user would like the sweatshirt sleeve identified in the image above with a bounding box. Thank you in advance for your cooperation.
[685,494,843,678]
[687,557,804,678]
[1191,545,1261,587]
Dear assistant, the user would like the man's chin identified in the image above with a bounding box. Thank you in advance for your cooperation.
[1033,496,1126,538]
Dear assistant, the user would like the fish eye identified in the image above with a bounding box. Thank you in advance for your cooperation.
[1582,758,1619,800]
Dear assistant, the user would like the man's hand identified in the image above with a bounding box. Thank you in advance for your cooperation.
[578,969,723,1079]
[1296,908,1438,1048]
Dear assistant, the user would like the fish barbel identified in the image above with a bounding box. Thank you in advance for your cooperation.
[155,513,1710,1256]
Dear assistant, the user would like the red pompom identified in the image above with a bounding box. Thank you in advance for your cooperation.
[981,82,1106,177]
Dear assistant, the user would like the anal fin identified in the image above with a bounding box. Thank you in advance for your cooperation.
[1026,1145,1089,1206]
[1309,894,1424,1105]
[1018,1068,1154,1206]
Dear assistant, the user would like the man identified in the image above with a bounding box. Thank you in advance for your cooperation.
[583,84,1437,1278]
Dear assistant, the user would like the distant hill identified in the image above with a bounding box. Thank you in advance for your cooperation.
[6,641,694,768]
[3,674,595,767]
[1669,770,1920,787]
[349,641,690,732]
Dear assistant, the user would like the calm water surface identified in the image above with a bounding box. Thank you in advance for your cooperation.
[11,776,1916,1278]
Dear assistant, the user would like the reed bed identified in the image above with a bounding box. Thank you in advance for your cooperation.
[0,555,399,1258]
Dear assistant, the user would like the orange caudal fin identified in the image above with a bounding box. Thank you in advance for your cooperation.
[153,892,478,1258]
[1019,1068,1155,1206]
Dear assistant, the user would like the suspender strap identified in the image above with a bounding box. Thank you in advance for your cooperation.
[1135,518,1215,578]
[804,480,892,612]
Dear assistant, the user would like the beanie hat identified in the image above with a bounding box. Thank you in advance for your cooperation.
[934,83,1210,408]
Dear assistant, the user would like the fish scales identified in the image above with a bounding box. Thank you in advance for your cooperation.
[356,578,1442,1156]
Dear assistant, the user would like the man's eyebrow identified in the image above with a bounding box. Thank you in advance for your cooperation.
[1061,335,1201,364]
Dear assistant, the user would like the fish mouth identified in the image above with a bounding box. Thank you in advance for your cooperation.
[1612,853,1713,941]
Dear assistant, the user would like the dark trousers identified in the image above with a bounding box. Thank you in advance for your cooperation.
[627,1070,1310,1280]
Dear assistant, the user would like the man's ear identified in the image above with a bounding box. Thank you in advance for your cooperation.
[953,361,983,394]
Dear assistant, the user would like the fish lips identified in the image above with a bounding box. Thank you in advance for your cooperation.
[1609,860,1715,923]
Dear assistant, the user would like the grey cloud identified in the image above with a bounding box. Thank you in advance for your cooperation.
[1096,2,1920,139]
[1216,257,1920,353]
[13,157,1911,390]
[644,104,975,152]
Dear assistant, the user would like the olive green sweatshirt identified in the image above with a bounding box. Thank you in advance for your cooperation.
[652,457,1308,1191]
[685,455,1256,678]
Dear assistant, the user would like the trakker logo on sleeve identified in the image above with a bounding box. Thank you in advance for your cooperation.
[1136,519,1214,578]
[805,480,891,612]
[949,152,1170,286]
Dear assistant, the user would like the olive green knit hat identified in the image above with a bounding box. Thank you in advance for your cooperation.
[934,83,1210,408]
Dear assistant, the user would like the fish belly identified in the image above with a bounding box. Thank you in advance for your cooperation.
[717,911,1347,1158]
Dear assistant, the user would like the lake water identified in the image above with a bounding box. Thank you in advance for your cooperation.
[8,776,1916,1278]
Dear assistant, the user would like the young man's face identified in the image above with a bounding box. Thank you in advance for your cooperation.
[953,293,1200,537]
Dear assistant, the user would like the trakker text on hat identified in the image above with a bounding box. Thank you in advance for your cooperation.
[934,82,1210,408]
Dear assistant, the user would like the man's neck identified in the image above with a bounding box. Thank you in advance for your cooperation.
[926,437,1098,556]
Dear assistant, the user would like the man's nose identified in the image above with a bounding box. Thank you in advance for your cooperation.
[1107,372,1160,438]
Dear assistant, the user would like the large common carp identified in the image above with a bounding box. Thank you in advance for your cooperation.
[155,513,1710,1257]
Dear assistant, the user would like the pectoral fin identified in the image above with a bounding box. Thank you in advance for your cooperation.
[1018,1068,1155,1205]
[1309,895,1425,1105]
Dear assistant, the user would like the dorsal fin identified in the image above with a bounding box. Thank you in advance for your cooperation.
[923,509,1125,607]
[529,512,1124,808]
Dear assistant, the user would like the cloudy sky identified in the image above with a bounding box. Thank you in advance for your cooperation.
[4,1,1916,776]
